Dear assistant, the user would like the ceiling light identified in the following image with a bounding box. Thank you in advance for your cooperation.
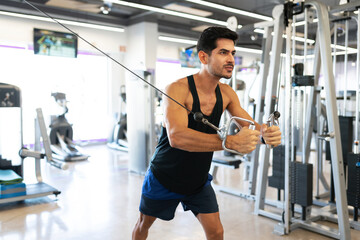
[158,36,197,45]
[250,33,258,41]
[235,46,262,54]
[100,2,112,15]
[186,0,273,21]
[107,0,240,28]
[164,3,212,17]
[0,11,124,32]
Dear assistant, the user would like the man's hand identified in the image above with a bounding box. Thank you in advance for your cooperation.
[225,127,260,154]
[261,124,282,147]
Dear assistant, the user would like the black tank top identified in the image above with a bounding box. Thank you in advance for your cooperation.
[150,75,223,195]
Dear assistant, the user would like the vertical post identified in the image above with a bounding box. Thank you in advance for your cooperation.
[333,22,338,76]
[254,4,284,214]
[303,32,321,162]
[343,19,349,115]
[284,12,293,235]
[249,25,273,195]
[34,117,43,183]
[309,2,351,239]
[302,7,309,164]
[354,12,360,153]
[304,7,308,70]
[126,21,158,175]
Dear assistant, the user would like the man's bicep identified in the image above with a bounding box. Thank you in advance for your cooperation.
[163,84,189,131]
[164,102,189,130]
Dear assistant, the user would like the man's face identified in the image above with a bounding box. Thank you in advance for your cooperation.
[206,38,236,79]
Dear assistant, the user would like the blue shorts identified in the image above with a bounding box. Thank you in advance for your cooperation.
[139,169,218,221]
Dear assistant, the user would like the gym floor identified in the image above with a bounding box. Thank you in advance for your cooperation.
[0,144,359,240]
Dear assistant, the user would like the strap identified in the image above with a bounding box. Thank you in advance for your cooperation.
[187,75,200,112]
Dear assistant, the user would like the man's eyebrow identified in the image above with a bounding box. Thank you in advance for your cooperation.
[218,49,236,55]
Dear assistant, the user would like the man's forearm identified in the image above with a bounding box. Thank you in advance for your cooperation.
[167,128,223,152]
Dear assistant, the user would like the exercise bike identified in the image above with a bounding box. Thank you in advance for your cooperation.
[49,92,89,161]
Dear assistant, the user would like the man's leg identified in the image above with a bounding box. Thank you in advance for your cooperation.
[132,212,157,240]
[197,212,224,240]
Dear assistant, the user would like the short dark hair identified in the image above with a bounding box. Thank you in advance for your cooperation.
[197,27,238,55]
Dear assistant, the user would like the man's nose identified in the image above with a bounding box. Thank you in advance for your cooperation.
[227,54,235,63]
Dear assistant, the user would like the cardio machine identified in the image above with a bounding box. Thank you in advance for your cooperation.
[49,92,89,162]
[107,85,128,152]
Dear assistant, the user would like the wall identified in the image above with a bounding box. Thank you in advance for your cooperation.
[0,13,126,144]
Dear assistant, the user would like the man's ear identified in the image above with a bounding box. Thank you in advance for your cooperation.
[198,50,208,64]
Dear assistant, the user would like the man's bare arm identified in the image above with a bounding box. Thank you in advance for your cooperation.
[223,84,281,147]
[163,81,223,152]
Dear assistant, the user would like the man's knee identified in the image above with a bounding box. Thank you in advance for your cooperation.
[134,213,156,233]
[206,225,224,239]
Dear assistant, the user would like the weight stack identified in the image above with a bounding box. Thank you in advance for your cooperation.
[291,161,313,207]
[347,153,360,208]
[269,145,285,190]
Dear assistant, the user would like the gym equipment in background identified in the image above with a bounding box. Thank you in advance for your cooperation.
[253,2,356,239]
[49,92,89,162]
[0,83,66,204]
[107,85,128,152]
[346,9,360,222]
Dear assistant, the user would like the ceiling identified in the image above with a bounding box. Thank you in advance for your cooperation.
[0,0,359,52]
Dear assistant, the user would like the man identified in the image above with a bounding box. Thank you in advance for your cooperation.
[132,26,282,240]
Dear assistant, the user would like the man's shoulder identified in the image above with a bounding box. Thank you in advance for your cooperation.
[166,77,189,92]
[218,82,235,94]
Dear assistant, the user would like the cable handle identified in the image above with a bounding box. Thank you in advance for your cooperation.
[194,113,255,156]
[265,111,281,149]
[221,116,256,155]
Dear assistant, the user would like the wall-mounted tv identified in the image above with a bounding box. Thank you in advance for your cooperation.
[33,28,78,58]
[179,47,201,68]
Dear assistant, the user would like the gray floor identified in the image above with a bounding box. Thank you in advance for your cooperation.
[0,144,359,240]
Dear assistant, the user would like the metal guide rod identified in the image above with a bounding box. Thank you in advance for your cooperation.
[303,31,321,162]
[355,12,360,152]
[291,13,296,164]
[333,22,337,76]
[292,14,296,66]
[302,7,309,164]
[304,7,308,68]
[343,19,349,115]
[284,12,293,235]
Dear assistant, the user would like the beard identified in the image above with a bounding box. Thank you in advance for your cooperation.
[209,64,233,79]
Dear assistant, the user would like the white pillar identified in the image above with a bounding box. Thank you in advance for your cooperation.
[126,22,158,174]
